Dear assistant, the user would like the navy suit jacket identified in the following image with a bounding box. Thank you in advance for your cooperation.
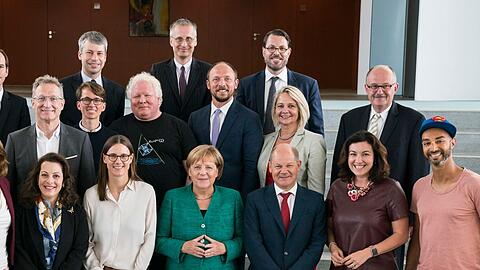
[188,100,263,199]
[151,58,212,122]
[0,90,31,145]
[244,184,326,270]
[60,72,125,127]
[330,102,429,204]
[237,69,324,135]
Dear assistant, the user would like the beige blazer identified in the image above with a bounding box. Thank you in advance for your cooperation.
[257,128,327,194]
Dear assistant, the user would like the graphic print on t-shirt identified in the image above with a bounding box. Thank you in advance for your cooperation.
[136,133,165,165]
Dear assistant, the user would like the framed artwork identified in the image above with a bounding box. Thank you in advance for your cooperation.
[129,0,169,36]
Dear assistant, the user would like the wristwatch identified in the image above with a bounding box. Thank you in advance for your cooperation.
[370,246,378,257]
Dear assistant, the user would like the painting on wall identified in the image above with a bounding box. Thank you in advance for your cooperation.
[129,0,169,36]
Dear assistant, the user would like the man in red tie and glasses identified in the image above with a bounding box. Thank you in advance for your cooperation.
[244,143,326,269]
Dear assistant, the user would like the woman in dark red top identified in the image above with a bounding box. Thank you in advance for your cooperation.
[327,130,409,269]
[0,141,15,269]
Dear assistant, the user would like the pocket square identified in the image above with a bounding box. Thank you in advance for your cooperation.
[65,155,78,160]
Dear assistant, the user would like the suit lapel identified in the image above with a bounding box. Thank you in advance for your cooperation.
[360,105,371,130]
[27,126,38,162]
[264,185,286,236]
[53,206,73,269]
[183,59,201,108]
[167,60,182,106]
[199,105,212,144]
[28,207,48,267]
[215,101,239,148]
[287,69,297,87]
[290,128,304,148]
[286,186,307,237]
[380,102,399,144]
[255,72,266,121]
[58,123,69,156]
[0,91,11,131]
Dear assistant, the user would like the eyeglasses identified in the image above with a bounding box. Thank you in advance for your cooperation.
[33,96,64,104]
[79,97,104,105]
[171,36,196,44]
[105,154,131,162]
[366,83,396,91]
[264,46,289,54]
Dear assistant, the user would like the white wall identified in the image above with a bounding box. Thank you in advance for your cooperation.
[415,0,480,100]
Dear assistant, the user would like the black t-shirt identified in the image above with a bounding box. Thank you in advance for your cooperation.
[110,113,197,205]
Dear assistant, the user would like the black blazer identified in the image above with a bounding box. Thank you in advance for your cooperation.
[59,72,125,127]
[237,69,324,135]
[0,90,31,145]
[14,203,88,270]
[150,58,212,122]
[188,100,263,200]
[244,185,326,270]
[330,102,430,204]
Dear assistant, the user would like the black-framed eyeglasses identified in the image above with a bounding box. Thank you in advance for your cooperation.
[33,95,64,104]
[366,83,396,91]
[264,46,289,54]
[79,97,104,105]
[105,154,131,162]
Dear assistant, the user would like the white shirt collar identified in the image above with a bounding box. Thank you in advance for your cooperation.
[210,97,234,117]
[265,67,288,84]
[78,120,102,133]
[0,88,3,106]
[35,123,61,139]
[274,182,298,197]
[370,103,392,120]
[81,70,103,86]
[174,58,193,71]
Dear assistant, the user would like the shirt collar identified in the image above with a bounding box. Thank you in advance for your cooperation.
[174,58,193,71]
[81,70,103,86]
[370,102,392,120]
[274,182,298,197]
[265,67,288,84]
[106,180,136,193]
[210,97,234,117]
[35,123,61,139]
[0,88,3,103]
[78,120,102,133]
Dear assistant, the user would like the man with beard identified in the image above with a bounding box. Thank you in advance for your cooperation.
[236,29,324,135]
[406,116,480,270]
[188,61,263,200]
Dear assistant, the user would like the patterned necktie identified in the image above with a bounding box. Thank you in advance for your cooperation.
[211,109,221,146]
[280,192,292,233]
[179,66,187,99]
[368,113,381,138]
[264,77,278,134]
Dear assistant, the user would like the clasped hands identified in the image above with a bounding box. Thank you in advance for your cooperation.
[181,235,226,258]
[330,243,371,269]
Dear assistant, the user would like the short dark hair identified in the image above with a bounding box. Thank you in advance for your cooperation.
[262,29,292,48]
[0,49,9,68]
[76,81,106,101]
[337,130,390,183]
[97,135,142,201]
[207,61,238,80]
[20,153,79,208]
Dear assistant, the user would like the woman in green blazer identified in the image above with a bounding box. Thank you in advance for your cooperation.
[156,145,243,270]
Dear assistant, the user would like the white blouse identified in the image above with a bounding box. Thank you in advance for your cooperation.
[0,189,11,269]
[83,181,157,270]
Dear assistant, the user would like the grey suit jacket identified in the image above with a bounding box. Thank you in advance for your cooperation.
[6,123,96,201]
[257,128,326,194]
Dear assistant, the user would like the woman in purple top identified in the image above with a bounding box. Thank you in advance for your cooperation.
[327,130,409,269]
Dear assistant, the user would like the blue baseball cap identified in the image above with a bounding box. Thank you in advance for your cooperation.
[419,116,457,138]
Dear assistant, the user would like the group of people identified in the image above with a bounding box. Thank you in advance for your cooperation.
[0,16,479,270]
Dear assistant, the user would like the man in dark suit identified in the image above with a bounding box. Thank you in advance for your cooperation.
[0,49,31,145]
[330,65,429,269]
[189,62,263,200]
[60,31,125,127]
[237,29,324,135]
[151,18,212,122]
[244,143,326,269]
[6,75,96,201]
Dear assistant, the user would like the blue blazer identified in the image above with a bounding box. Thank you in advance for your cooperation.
[244,184,326,270]
[237,69,324,135]
[188,100,263,199]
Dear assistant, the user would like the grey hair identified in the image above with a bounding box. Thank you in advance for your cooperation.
[270,144,300,161]
[126,72,162,101]
[169,18,197,37]
[32,75,63,98]
[366,65,397,83]
[78,31,108,52]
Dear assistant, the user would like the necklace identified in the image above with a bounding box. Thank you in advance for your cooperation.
[346,181,373,201]
[195,194,213,200]
[278,129,295,141]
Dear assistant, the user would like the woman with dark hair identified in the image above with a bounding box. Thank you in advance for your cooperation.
[14,152,88,270]
[0,141,14,269]
[84,135,156,270]
[327,130,408,269]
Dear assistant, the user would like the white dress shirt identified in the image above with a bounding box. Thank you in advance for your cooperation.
[209,98,234,142]
[81,70,103,87]
[174,58,193,87]
[0,88,4,111]
[0,189,11,269]
[273,182,298,219]
[368,103,392,138]
[264,68,288,113]
[84,180,157,270]
[36,124,60,159]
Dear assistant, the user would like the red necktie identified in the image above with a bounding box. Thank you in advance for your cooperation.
[280,192,291,233]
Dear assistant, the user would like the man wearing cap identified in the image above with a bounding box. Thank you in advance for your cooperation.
[406,116,480,270]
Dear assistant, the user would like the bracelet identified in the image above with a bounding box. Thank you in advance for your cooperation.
[328,242,338,249]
